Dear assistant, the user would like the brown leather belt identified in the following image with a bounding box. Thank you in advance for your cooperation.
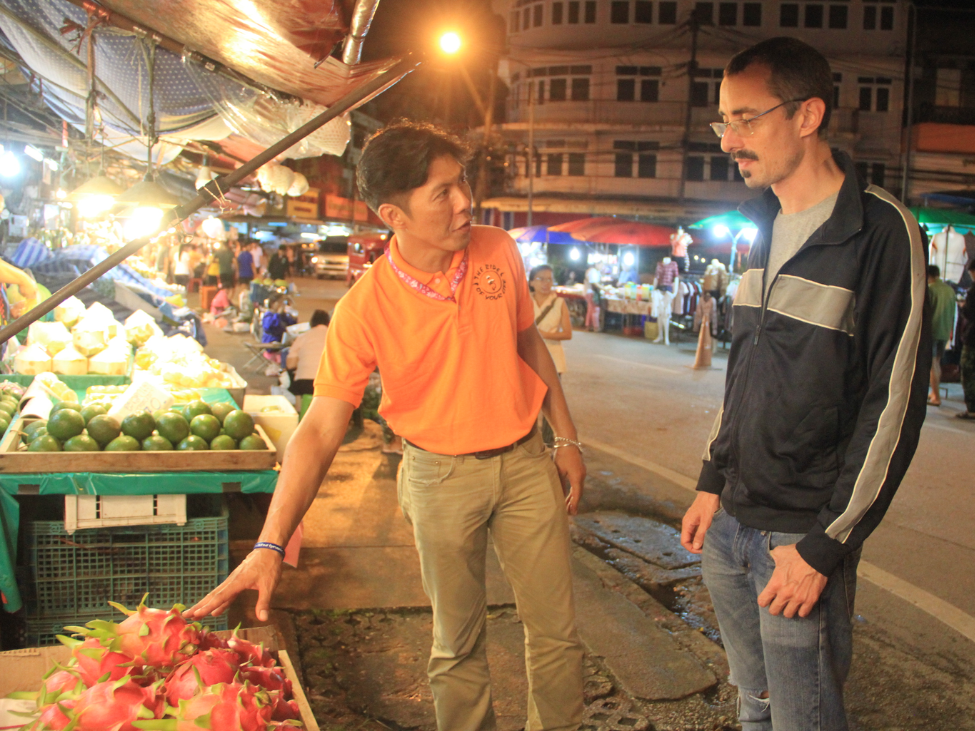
[407,424,538,460]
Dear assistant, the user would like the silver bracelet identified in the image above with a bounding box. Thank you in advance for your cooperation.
[552,437,583,452]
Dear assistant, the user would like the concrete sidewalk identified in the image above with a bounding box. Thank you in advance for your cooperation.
[228,421,736,731]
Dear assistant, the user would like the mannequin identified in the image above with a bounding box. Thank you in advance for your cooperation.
[652,256,680,345]
[703,258,729,296]
[670,226,693,272]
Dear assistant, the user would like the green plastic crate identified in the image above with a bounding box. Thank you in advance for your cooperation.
[22,612,228,648]
[23,500,228,618]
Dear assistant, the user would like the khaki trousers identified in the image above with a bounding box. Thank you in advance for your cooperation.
[399,430,584,731]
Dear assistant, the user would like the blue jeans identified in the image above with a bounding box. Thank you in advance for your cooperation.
[702,509,861,731]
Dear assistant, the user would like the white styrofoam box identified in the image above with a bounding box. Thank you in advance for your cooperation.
[64,494,187,534]
[243,394,298,459]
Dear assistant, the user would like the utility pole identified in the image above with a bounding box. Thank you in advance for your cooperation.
[678,10,700,207]
[527,79,535,227]
[900,1,918,204]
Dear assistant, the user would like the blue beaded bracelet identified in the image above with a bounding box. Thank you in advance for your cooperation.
[254,541,286,557]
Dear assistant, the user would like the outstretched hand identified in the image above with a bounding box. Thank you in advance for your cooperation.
[554,445,585,515]
[757,544,827,618]
[184,548,283,623]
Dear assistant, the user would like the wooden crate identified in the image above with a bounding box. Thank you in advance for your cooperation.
[0,416,277,473]
[0,625,319,731]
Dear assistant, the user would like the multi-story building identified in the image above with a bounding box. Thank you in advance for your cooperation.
[480,0,909,228]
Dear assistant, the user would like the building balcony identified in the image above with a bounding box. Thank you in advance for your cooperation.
[507,100,687,128]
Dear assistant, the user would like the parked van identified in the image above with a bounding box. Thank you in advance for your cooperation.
[346,233,388,286]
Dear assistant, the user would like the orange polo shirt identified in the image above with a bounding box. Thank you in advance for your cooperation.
[313,225,546,454]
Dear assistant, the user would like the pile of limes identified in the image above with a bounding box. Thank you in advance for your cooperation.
[0,388,23,437]
[20,399,268,452]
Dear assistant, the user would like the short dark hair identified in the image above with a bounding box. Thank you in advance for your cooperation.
[725,37,833,139]
[927,264,941,279]
[529,264,553,280]
[310,309,330,328]
[356,120,470,214]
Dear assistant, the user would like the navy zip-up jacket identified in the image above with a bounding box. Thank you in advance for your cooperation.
[697,151,931,576]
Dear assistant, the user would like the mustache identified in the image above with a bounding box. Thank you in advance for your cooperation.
[732,151,759,162]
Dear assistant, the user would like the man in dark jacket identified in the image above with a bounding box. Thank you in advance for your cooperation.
[958,259,975,419]
[680,38,929,730]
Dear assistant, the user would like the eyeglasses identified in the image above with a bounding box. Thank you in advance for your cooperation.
[710,98,807,139]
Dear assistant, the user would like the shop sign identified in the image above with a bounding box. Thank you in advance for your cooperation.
[324,194,354,220]
[354,200,369,222]
[286,187,319,218]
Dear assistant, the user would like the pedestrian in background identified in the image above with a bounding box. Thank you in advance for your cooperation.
[681,38,928,731]
[927,264,956,407]
[584,262,601,331]
[957,259,975,420]
[530,264,572,445]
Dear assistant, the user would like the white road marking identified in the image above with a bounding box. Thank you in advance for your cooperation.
[922,420,972,436]
[595,355,684,375]
[583,437,975,644]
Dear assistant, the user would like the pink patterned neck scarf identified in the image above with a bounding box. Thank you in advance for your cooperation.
[385,247,468,303]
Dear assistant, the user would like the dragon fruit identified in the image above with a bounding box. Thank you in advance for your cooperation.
[165,649,241,704]
[58,635,138,686]
[135,682,272,731]
[69,677,164,731]
[238,666,297,721]
[25,699,77,731]
[37,667,85,707]
[224,630,275,668]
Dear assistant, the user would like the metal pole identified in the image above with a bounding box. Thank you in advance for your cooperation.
[526,79,535,228]
[900,1,918,204]
[0,53,423,346]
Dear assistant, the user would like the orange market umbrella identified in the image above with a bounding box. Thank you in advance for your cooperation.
[548,217,620,234]
[570,221,676,247]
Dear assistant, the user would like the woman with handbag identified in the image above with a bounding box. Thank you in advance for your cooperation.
[530,264,573,445]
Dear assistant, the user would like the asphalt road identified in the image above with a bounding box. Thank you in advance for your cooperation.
[289,275,975,678]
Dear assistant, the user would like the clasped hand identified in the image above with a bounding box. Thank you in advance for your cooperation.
[757,543,827,618]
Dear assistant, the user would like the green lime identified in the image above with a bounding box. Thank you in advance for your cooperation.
[184,400,212,420]
[156,413,190,445]
[210,402,235,424]
[80,403,110,424]
[222,410,255,441]
[85,415,122,447]
[24,420,47,437]
[47,409,86,441]
[105,435,140,451]
[0,402,16,417]
[28,435,61,452]
[142,435,173,451]
[209,434,237,451]
[152,408,168,423]
[239,433,267,450]
[121,412,156,442]
[23,426,47,444]
[50,401,82,414]
[190,414,221,442]
[63,434,101,452]
[0,418,10,434]
[177,435,209,451]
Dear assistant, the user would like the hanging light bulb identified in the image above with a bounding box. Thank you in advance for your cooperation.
[67,175,124,218]
[0,150,21,178]
[115,176,180,209]
[122,206,165,241]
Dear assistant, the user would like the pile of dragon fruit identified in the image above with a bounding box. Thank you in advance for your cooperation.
[17,601,302,731]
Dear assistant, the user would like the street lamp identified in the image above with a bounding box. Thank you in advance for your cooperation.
[439,32,462,55]
[713,225,757,272]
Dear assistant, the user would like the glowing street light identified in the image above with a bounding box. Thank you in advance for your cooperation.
[439,32,462,55]
[0,150,21,178]
[569,247,581,261]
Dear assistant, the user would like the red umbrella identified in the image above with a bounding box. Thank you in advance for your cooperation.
[570,221,677,247]
[548,217,620,234]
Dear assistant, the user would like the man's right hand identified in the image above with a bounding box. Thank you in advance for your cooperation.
[680,492,721,554]
[184,548,283,622]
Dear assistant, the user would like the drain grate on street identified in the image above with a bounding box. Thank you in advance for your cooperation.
[582,697,652,731]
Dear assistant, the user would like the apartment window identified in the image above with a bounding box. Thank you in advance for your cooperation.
[936,68,962,107]
[828,4,847,28]
[833,72,842,109]
[719,2,737,25]
[547,153,563,176]
[568,1,580,23]
[780,3,799,27]
[585,1,597,22]
[659,1,677,23]
[691,68,722,107]
[618,78,636,101]
[710,155,730,181]
[615,152,633,178]
[571,76,590,101]
[804,3,823,28]
[568,153,585,176]
[638,153,657,178]
[743,2,761,25]
[611,1,629,23]
[553,1,563,23]
[863,0,894,31]
[695,2,714,24]
[858,77,891,112]
[549,78,567,101]
[686,157,705,181]
[534,3,543,26]
[871,162,885,185]
[635,1,652,23]
[523,7,530,29]
[641,78,659,102]
[537,80,545,104]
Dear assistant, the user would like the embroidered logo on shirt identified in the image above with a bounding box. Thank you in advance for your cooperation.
[473,264,507,300]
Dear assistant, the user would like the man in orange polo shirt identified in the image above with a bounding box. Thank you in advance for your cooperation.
[188,121,587,731]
